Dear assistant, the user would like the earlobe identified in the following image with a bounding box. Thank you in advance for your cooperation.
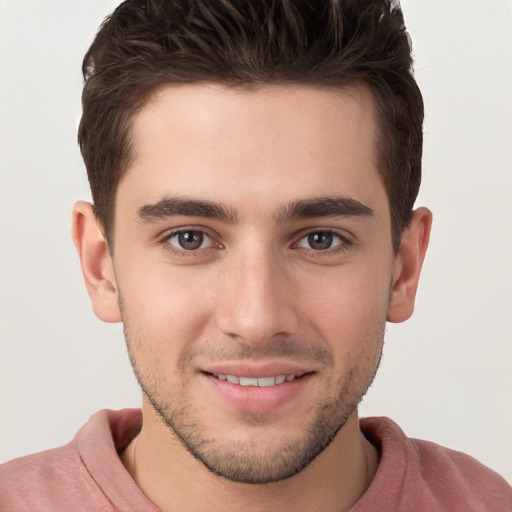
[387,207,432,323]
[71,201,122,323]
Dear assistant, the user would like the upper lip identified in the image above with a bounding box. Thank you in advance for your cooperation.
[201,361,315,379]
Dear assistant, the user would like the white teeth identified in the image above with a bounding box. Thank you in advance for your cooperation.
[257,376,276,387]
[239,377,258,386]
[226,375,240,384]
[213,373,298,387]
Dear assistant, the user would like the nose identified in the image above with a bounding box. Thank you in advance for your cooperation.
[215,244,300,347]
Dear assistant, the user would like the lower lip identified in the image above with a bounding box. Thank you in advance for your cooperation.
[201,373,313,414]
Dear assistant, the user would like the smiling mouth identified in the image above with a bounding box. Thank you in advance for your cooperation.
[210,373,304,387]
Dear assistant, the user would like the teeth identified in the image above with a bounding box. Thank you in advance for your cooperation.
[213,373,298,387]
[257,376,276,387]
[226,375,240,384]
[239,377,258,386]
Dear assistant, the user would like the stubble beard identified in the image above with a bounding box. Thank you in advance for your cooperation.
[122,320,384,485]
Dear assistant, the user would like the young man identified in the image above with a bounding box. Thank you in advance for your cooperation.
[1,0,511,510]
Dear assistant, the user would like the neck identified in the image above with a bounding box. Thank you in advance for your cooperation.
[121,404,379,512]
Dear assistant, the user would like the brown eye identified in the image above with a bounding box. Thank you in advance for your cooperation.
[297,231,345,251]
[308,232,333,250]
[168,230,211,251]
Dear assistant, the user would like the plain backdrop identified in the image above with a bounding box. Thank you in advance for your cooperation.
[1,0,511,483]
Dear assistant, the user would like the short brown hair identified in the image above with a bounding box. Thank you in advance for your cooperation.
[79,0,423,250]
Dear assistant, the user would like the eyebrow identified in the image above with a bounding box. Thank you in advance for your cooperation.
[137,197,239,224]
[137,195,374,225]
[274,196,374,222]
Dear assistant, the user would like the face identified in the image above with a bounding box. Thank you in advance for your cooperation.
[111,84,396,483]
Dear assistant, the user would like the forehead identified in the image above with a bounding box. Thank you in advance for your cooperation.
[117,83,386,220]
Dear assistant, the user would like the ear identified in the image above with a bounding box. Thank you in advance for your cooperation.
[387,207,432,323]
[71,201,122,323]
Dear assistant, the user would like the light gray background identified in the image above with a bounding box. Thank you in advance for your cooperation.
[1,0,511,482]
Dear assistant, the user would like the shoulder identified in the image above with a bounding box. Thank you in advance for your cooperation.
[0,409,147,512]
[0,439,113,511]
[411,436,512,506]
[359,417,512,511]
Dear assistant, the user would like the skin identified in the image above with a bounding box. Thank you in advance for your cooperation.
[72,84,431,512]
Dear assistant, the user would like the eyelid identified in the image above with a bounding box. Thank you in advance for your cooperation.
[159,224,218,240]
[294,226,352,242]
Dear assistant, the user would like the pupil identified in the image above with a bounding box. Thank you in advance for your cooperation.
[308,232,333,250]
[178,231,203,250]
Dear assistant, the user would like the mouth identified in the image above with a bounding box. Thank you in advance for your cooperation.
[202,369,313,413]
[209,373,303,387]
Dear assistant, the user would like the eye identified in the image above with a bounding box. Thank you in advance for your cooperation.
[297,231,345,251]
[167,230,214,251]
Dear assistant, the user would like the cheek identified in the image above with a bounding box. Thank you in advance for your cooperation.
[117,264,216,357]
[296,262,390,367]
[299,262,391,327]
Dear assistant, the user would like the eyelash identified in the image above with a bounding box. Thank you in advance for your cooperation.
[158,227,352,257]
